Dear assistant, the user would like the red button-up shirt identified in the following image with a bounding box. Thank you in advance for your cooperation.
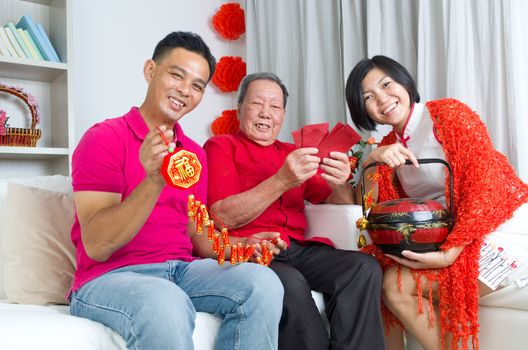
[204,131,332,246]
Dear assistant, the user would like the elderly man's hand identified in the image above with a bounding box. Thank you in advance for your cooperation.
[276,147,320,191]
[319,151,351,188]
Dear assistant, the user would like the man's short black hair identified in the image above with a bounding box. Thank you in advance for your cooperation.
[152,31,216,82]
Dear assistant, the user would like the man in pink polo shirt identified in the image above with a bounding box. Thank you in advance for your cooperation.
[69,32,283,350]
[204,73,385,350]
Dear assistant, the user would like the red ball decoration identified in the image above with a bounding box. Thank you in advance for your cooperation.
[211,109,240,135]
[212,3,246,40]
[212,56,246,92]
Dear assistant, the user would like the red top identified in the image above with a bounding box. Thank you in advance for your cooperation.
[204,131,332,246]
[70,107,207,292]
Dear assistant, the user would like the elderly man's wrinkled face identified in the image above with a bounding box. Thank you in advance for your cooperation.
[238,79,285,146]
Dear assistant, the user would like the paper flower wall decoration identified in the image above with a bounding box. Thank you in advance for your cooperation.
[212,56,247,92]
[211,109,240,135]
[0,110,9,136]
[212,3,246,40]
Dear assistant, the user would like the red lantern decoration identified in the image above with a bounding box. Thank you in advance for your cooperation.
[211,109,240,135]
[212,56,246,92]
[212,3,246,40]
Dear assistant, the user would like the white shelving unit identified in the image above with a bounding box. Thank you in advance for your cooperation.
[0,0,72,177]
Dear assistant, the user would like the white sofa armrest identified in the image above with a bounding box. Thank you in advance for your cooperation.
[304,204,369,250]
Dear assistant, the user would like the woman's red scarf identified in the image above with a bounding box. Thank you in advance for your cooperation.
[365,98,528,349]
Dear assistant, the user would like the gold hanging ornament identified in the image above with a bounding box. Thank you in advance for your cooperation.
[187,195,274,266]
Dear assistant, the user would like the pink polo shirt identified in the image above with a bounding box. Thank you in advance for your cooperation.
[204,131,332,246]
[70,107,207,292]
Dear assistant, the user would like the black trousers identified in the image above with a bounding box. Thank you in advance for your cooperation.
[269,239,385,350]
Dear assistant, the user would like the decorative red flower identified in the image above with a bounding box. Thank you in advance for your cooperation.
[211,109,240,135]
[212,3,246,40]
[212,56,246,92]
[349,156,359,172]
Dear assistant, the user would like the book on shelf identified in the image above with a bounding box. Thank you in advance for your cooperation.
[23,29,45,60]
[6,22,31,59]
[0,27,17,58]
[18,28,43,61]
[36,23,60,62]
[0,29,12,57]
[3,26,27,59]
[16,15,60,63]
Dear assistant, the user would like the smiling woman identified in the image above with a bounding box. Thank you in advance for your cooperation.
[345,54,528,350]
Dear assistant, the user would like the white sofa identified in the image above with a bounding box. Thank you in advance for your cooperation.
[1,176,526,349]
[0,176,324,350]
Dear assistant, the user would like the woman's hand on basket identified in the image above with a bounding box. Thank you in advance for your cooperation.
[386,246,463,269]
[365,143,419,168]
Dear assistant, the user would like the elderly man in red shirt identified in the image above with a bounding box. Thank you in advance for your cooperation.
[204,72,385,350]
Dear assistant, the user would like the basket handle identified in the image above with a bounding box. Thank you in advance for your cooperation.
[0,86,39,130]
[360,158,454,219]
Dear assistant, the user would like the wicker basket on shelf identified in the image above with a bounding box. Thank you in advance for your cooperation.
[0,84,41,147]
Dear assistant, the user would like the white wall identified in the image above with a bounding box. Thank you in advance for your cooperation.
[71,0,245,146]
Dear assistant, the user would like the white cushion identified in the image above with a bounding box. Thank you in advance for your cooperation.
[304,204,369,250]
[0,175,72,300]
[0,301,126,350]
[1,177,75,304]
[406,306,528,350]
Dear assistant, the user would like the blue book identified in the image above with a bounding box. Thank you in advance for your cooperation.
[16,15,54,62]
[36,23,60,62]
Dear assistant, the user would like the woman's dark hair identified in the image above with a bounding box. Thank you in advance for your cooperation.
[152,31,216,83]
[345,55,420,131]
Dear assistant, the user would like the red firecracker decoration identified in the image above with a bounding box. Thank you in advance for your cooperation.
[211,109,240,135]
[212,3,246,40]
[212,56,246,92]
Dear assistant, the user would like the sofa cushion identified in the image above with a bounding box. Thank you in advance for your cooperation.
[0,301,126,350]
[2,181,76,305]
[0,175,73,299]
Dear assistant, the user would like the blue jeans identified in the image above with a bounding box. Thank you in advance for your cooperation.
[70,259,283,350]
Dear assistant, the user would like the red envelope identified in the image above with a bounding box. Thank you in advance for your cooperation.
[292,130,302,148]
[291,122,361,159]
[316,123,361,158]
[301,122,328,147]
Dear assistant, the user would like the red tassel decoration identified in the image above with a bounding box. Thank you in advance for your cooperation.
[261,241,269,265]
[237,243,244,263]
[195,208,203,234]
[264,249,273,267]
[218,245,225,265]
[201,205,210,227]
[221,228,230,247]
[207,220,215,241]
[230,244,238,265]
[243,244,256,262]
[188,195,196,222]
[213,233,220,255]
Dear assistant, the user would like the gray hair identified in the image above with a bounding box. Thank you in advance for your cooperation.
[237,72,289,108]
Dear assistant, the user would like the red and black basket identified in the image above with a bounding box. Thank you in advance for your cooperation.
[360,158,453,256]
